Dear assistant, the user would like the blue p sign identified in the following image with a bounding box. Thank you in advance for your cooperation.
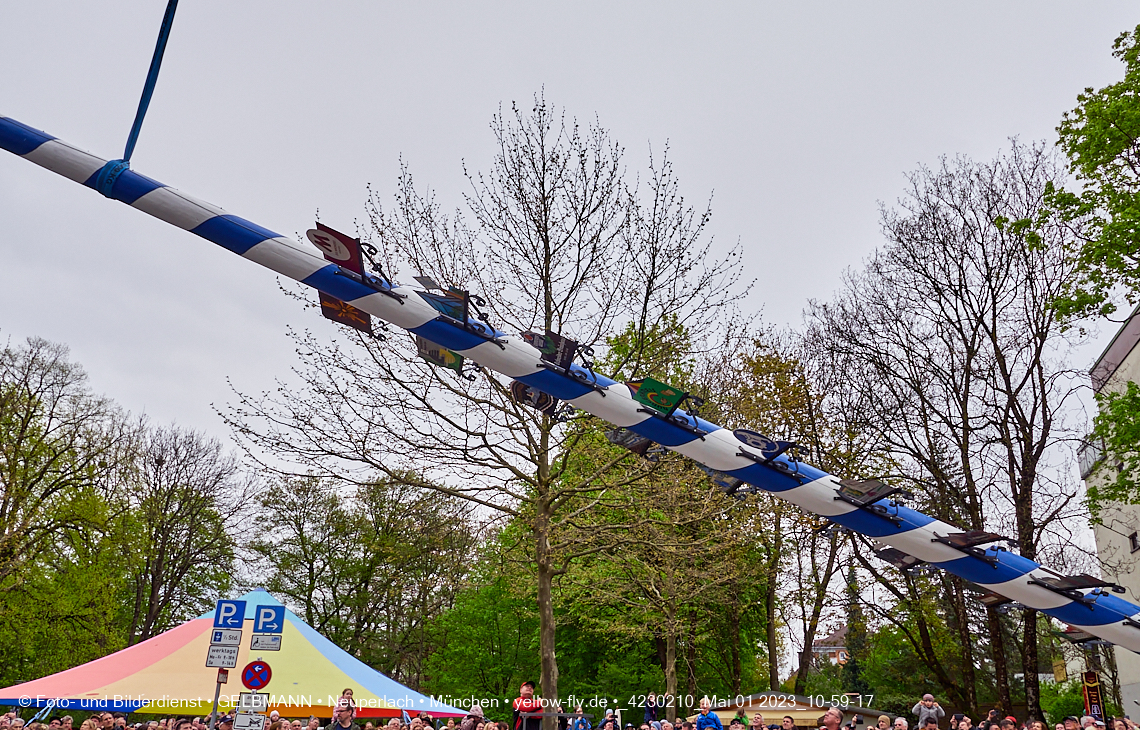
[254,605,285,634]
[213,600,246,628]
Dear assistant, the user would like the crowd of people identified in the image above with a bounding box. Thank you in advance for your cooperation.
[1,689,1134,730]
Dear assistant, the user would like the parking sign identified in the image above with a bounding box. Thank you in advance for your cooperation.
[253,605,285,634]
[214,600,247,629]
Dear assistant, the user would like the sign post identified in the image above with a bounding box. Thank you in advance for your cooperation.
[250,605,285,651]
[207,601,246,730]
[234,660,273,730]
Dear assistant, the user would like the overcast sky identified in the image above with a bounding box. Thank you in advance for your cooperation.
[2,2,1137,444]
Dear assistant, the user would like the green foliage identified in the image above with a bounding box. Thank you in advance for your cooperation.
[841,567,870,696]
[1040,680,1087,726]
[1086,381,1140,514]
[1051,24,1140,319]
[250,475,479,685]
[423,572,538,718]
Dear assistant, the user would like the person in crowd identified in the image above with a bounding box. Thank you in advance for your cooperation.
[1063,719,1080,730]
[513,682,542,730]
[217,717,234,730]
[363,723,374,730]
[661,721,673,730]
[460,705,484,730]
[418,715,434,730]
[307,719,321,730]
[570,706,590,730]
[696,700,722,730]
[1114,721,1129,730]
[999,719,1016,730]
[751,715,766,730]
[48,721,60,729]
[173,719,192,730]
[923,718,938,730]
[728,721,743,730]
[820,709,844,730]
[894,720,909,730]
[913,697,944,729]
[782,718,797,730]
[326,701,359,730]
[1080,720,1096,730]
[874,717,889,730]
[291,722,302,730]
[956,718,973,730]
[645,696,658,726]
[60,718,72,730]
[385,720,400,730]
[1054,725,1063,730]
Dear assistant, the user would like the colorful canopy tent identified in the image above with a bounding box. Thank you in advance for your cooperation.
[0,590,466,717]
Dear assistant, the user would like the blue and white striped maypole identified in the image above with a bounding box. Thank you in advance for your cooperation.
[3,114,1139,652]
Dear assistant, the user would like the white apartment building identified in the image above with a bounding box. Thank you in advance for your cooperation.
[1085,308,1140,710]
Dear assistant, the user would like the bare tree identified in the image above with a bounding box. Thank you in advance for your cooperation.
[806,140,1088,717]
[226,96,744,714]
[123,425,251,644]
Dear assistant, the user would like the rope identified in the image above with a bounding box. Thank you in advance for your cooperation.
[96,0,180,198]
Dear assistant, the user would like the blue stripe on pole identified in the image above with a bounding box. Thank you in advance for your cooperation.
[191,215,281,255]
[300,264,378,304]
[828,504,932,538]
[625,414,708,447]
[83,167,165,204]
[1046,594,1134,626]
[723,463,807,492]
[932,553,1035,585]
[0,117,54,155]
[513,368,598,401]
[410,319,507,355]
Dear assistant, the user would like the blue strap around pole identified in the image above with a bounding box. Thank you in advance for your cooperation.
[96,0,180,198]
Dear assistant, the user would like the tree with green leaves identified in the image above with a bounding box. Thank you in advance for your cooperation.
[248,475,480,686]
[0,337,134,587]
[1050,24,1140,320]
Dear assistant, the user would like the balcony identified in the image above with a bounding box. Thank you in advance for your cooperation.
[1078,438,1106,480]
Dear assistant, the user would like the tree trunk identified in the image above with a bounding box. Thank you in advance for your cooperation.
[665,616,678,722]
[949,578,978,715]
[1023,609,1042,721]
[536,499,558,730]
[767,509,783,691]
[794,531,838,696]
[986,607,1012,714]
[687,617,698,700]
[728,602,742,696]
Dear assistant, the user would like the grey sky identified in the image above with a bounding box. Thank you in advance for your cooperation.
[1,2,1136,441]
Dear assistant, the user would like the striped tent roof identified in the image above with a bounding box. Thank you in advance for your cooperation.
[0,589,465,717]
